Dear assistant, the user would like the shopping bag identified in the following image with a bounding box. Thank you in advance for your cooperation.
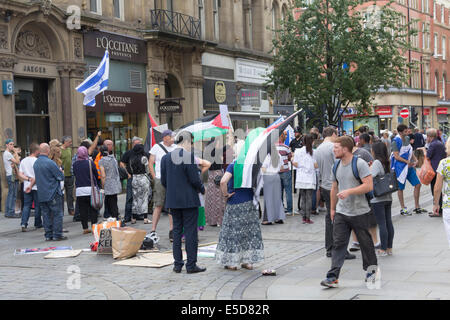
[92,219,121,242]
[418,157,436,185]
[111,227,147,260]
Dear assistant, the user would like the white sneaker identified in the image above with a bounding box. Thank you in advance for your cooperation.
[148,231,160,244]
[349,242,360,252]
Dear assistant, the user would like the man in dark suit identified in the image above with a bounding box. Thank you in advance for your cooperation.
[161,131,206,274]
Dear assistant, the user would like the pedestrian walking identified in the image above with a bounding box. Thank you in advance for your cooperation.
[426,128,447,217]
[99,145,122,220]
[381,131,391,155]
[120,136,143,223]
[129,143,151,224]
[293,134,317,224]
[33,143,66,241]
[277,131,293,215]
[370,142,394,257]
[320,136,378,288]
[73,146,99,234]
[3,139,20,218]
[391,124,427,215]
[432,137,450,247]
[161,132,207,274]
[61,136,75,216]
[17,143,42,231]
[216,159,264,270]
[261,151,285,225]
[149,130,177,241]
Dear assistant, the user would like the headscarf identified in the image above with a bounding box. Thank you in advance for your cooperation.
[77,146,89,161]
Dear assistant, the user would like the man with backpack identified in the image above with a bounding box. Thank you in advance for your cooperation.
[149,130,177,242]
[321,136,378,288]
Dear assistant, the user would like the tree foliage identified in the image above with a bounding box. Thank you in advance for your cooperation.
[269,0,416,126]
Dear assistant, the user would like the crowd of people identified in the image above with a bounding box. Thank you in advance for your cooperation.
[2,121,450,281]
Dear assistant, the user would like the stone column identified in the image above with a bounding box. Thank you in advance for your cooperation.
[0,55,17,212]
[57,65,73,138]
[70,65,88,146]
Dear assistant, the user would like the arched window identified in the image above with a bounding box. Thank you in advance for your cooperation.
[198,0,205,39]
[435,73,439,94]
[243,0,253,48]
[213,0,220,41]
[272,1,280,38]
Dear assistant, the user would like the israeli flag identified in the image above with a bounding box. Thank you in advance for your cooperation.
[76,50,109,107]
[285,125,294,146]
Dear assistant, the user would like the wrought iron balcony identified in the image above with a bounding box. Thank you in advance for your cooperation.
[150,9,201,40]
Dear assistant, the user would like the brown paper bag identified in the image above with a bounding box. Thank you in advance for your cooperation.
[111,227,147,260]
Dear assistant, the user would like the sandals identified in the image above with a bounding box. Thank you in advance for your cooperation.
[144,219,152,224]
[241,263,253,270]
[83,229,91,234]
[429,213,442,217]
[131,219,137,224]
[261,221,273,225]
[224,266,238,271]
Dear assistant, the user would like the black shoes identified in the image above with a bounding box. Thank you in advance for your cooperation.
[345,253,356,260]
[186,266,207,274]
[54,236,68,241]
[169,230,173,242]
[326,251,332,258]
[173,267,182,273]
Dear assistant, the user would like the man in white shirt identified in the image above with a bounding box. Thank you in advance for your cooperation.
[3,139,20,218]
[17,143,42,231]
[149,130,177,242]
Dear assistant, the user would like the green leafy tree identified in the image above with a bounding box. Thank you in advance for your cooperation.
[269,0,416,126]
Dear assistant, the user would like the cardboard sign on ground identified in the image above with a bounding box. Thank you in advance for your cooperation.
[44,250,83,259]
[97,228,112,255]
[14,246,73,256]
[113,251,187,268]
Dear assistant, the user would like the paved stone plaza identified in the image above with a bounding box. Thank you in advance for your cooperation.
[0,185,448,300]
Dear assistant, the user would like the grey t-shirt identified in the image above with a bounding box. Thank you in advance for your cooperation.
[333,157,371,216]
[98,155,122,195]
[381,138,391,155]
[314,141,335,190]
[370,159,392,203]
[3,150,13,176]
[353,147,374,164]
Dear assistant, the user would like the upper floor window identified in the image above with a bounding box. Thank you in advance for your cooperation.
[443,75,446,99]
[434,1,437,19]
[435,33,439,55]
[198,0,205,39]
[443,36,447,59]
[441,6,445,23]
[90,0,102,15]
[213,0,220,41]
[113,0,124,20]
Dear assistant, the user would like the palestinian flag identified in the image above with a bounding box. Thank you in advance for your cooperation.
[176,113,230,142]
[144,112,163,154]
[234,110,301,189]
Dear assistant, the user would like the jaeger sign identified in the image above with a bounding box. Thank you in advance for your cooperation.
[84,31,147,63]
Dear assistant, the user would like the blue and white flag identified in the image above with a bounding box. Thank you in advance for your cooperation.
[390,136,412,184]
[76,50,109,107]
[285,125,294,146]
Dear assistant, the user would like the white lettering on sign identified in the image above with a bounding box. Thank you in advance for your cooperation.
[96,37,139,60]
[23,65,47,74]
[102,94,132,107]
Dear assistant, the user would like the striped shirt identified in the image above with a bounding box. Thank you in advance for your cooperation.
[276,143,292,172]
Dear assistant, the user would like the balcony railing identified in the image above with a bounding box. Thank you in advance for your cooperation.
[150,9,201,40]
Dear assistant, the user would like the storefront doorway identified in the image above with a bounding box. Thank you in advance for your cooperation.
[14,77,50,156]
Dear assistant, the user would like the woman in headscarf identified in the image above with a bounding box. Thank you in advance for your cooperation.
[129,143,151,224]
[73,146,99,234]
[261,148,285,225]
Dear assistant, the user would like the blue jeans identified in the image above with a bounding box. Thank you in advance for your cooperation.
[21,190,42,228]
[125,177,133,221]
[5,175,18,216]
[371,201,394,251]
[40,193,64,240]
[279,171,292,213]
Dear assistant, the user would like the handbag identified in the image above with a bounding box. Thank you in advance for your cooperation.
[118,167,128,180]
[214,174,223,186]
[373,171,398,197]
[89,160,104,210]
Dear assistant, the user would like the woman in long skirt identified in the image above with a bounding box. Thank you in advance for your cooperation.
[129,144,151,224]
[261,153,285,225]
[215,161,264,270]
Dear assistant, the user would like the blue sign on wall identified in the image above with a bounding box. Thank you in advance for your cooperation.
[2,80,14,95]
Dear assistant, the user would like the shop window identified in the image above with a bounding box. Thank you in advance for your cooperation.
[129,71,142,89]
